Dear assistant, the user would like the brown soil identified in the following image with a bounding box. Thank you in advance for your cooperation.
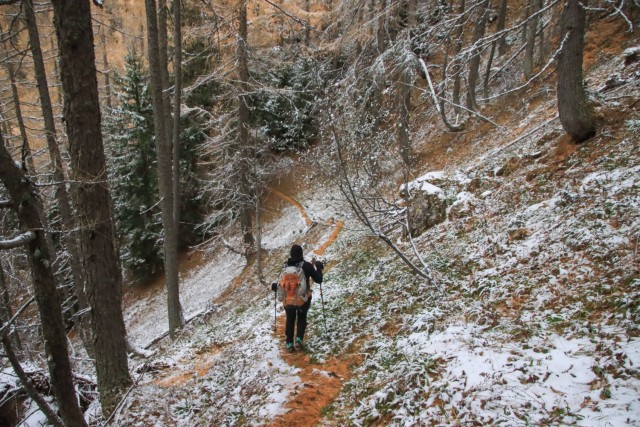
[153,343,225,388]
[313,220,344,256]
[271,189,315,227]
[266,316,354,427]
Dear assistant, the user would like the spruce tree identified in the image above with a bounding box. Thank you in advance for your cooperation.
[105,49,207,282]
[105,49,162,282]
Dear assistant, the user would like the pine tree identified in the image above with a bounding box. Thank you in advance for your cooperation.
[105,50,162,282]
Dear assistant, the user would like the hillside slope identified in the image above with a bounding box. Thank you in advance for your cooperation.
[112,26,640,427]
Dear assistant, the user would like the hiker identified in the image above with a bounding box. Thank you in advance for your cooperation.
[271,244,323,351]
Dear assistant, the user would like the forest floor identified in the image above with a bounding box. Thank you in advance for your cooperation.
[2,4,639,427]
[71,12,640,427]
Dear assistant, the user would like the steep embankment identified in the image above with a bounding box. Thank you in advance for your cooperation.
[114,15,639,427]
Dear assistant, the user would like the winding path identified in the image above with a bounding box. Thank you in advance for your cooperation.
[266,191,347,427]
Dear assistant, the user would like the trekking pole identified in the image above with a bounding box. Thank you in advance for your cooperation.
[273,286,277,333]
[319,281,328,335]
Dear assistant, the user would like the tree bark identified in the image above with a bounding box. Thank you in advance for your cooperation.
[0,261,23,353]
[451,0,465,113]
[172,0,182,234]
[466,0,489,112]
[407,0,417,27]
[5,62,35,174]
[158,0,174,151]
[523,0,541,79]
[145,0,184,337]
[304,0,311,46]
[557,0,595,142]
[496,0,508,55]
[101,30,113,109]
[23,0,94,357]
[50,0,132,413]
[397,69,413,168]
[0,139,87,427]
[237,0,255,251]
[377,0,387,53]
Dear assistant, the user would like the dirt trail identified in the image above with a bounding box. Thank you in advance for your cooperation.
[137,186,347,425]
[266,191,348,427]
[266,316,353,427]
[271,189,314,227]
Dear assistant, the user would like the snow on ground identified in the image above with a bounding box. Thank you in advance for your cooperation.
[262,203,308,250]
[124,248,246,348]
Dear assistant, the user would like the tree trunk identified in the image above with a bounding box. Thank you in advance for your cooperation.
[522,0,531,43]
[158,0,174,151]
[407,0,417,27]
[173,0,182,234]
[304,0,311,46]
[537,0,547,65]
[466,0,489,112]
[397,69,413,168]
[0,261,23,353]
[237,0,255,252]
[145,0,184,337]
[49,37,64,108]
[451,0,465,113]
[101,30,113,109]
[255,194,263,281]
[496,0,508,55]
[50,0,132,413]
[23,0,94,358]
[557,0,595,142]
[377,0,387,53]
[0,140,87,427]
[523,0,541,79]
[4,62,35,174]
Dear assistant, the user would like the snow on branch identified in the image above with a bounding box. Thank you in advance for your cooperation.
[0,199,11,209]
[0,231,35,250]
[0,296,35,338]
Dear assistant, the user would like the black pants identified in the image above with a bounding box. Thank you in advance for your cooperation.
[284,297,311,344]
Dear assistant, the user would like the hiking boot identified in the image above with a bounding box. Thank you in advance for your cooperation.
[294,337,303,350]
[286,342,294,352]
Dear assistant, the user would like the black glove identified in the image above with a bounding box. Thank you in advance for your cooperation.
[271,282,278,292]
[314,261,324,271]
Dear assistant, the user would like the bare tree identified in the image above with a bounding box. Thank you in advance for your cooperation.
[50,0,132,412]
[557,0,595,142]
[523,0,542,79]
[0,137,87,427]
[466,0,489,112]
[145,0,184,337]
[451,0,466,114]
[496,0,509,55]
[172,0,182,232]
[237,0,256,253]
[0,260,22,353]
[22,0,94,356]
[2,57,35,174]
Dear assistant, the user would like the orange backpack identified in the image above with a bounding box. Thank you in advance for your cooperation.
[277,262,308,307]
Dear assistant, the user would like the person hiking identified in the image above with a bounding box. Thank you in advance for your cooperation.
[272,244,323,352]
